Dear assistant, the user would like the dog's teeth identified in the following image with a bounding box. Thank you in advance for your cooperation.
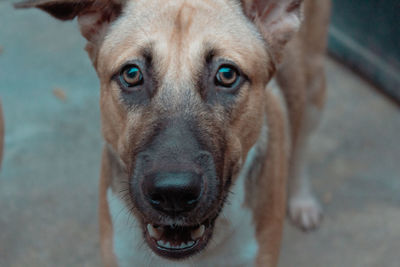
[147,224,163,240]
[180,241,194,248]
[156,240,196,249]
[157,240,169,247]
[191,225,205,240]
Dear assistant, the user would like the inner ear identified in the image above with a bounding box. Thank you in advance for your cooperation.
[38,2,93,20]
[14,0,93,20]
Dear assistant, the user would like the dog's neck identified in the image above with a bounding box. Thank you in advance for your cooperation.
[106,117,269,266]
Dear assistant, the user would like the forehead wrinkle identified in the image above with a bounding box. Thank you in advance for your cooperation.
[173,1,196,41]
[163,1,202,80]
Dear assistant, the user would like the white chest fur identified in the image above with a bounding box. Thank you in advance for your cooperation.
[107,148,259,267]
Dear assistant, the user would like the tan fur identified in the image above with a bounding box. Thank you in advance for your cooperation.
[16,0,331,265]
[254,89,289,266]
[277,0,331,229]
[99,147,118,267]
[277,0,331,144]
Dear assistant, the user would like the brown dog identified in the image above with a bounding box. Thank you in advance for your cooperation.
[16,0,330,266]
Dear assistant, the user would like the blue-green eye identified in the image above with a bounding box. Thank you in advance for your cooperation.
[215,66,239,87]
[120,65,143,87]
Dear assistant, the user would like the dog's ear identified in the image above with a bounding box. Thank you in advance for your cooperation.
[241,0,303,64]
[15,0,123,62]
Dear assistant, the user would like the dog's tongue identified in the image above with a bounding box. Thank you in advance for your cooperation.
[163,226,192,242]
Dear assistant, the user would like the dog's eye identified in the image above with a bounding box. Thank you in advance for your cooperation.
[215,66,239,87]
[120,65,143,88]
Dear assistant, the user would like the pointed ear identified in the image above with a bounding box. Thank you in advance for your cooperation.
[241,0,303,64]
[15,0,123,62]
[14,0,95,20]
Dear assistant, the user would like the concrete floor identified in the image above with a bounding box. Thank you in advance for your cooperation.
[1,2,399,267]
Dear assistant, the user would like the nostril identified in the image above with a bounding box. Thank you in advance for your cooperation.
[182,188,202,205]
[186,197,198,205]
[149,193,162,206]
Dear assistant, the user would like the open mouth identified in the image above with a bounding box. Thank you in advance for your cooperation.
[144,221,212,259]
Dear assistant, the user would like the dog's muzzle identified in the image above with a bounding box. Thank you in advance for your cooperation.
[131,152,219,259]
[128,118,222,258]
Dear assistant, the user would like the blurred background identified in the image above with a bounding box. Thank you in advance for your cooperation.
[0,0,399,266]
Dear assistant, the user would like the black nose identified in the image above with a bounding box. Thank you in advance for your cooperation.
[143,171,203,214]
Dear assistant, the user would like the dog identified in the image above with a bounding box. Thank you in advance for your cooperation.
[15,0,331,266]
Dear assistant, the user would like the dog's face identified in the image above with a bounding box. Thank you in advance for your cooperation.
[17,0,302,260]
[99,0,270,258]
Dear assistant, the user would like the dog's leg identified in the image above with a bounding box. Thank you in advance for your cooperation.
[99,147,118,267]
[286,102,324,231]
[277,0,331,231]
[277,55,325,231]
[277,61,324,231]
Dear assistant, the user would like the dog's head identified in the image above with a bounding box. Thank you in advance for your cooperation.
[17,0,303,259]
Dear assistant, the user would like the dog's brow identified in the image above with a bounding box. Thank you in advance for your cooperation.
[204,46,217,64]
[109,43,154,75]
[141,45,153,64]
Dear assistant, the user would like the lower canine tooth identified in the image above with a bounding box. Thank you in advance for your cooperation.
[191,225,205,240]
[147,224,163,240]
